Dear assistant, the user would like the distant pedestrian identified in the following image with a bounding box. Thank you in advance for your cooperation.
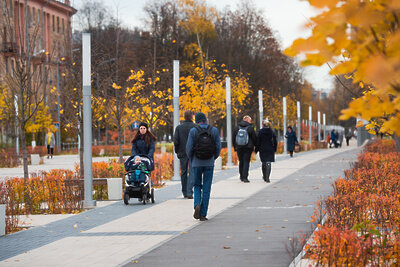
[186,112,221,221]
[345,128,353,146]
[174,110,196,199]
[330,130,336,148]
[255,119,277,183]
[233,115,257,183]
[338,131,344,147]
[131,122,156,169]
[45,128,55,159]
[285,126,298,157]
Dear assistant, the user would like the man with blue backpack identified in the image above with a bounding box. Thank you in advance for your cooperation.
[186,112,221,221]
[233,115,257,183]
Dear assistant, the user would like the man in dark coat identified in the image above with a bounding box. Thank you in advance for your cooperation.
[174,110,196,199]
[255,119,277,182]
[186,112,221,221]
[233,115,257,183]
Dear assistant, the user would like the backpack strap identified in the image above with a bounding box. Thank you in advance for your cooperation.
[195,124,212,134]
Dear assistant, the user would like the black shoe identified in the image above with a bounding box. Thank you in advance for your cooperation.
[200,216,208,221]
[185,195,193,199]
[193,205,201,219]
[240,177,244,182]
[243,179,250,183]
[265,177,270,183]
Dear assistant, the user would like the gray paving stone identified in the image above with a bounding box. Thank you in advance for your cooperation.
[124,148,360,267]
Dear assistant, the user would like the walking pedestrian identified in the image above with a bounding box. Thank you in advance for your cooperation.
[255,119,277,183]
[233,115,257,183]
[174,110,196,199]
[285,126,298,157]
[345,128,353,146]
[186,112,221,221]
[45,128,55,159]
[131,122,156,170]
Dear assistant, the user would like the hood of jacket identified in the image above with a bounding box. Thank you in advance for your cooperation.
[238,120,251,128]
[259,127,273,136]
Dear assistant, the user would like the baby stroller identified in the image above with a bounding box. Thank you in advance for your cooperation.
[123,155,155,205]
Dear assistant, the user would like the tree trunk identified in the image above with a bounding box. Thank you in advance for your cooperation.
[19,100,31,213]
[394,134,400,152]
[117,124,123,163]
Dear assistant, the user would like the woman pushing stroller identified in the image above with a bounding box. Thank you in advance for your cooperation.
[131,122,156,164]
[123,122,157,205]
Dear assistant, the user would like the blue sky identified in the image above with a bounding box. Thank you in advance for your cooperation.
[71,0,333,91]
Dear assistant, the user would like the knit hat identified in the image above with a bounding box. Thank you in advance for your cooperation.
[195,112,207,123]
[139,122,148,129]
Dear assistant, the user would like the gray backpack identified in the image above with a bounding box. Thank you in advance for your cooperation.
[236,126,250,147]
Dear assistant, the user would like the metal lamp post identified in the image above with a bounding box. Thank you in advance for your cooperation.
[172,60,180,181]
[82,33,95,208]
[226,77,233,166]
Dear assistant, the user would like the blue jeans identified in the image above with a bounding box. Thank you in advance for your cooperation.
[193,166,214,217]
[179,157,194,197]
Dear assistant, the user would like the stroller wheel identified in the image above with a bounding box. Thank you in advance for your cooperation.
[123,193,129,205]
[142,193,147,205]
[151,188,155,203]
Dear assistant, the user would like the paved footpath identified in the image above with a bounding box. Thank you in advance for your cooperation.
[0,141,360,267]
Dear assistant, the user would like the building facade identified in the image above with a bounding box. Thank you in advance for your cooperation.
[0,0,76,88]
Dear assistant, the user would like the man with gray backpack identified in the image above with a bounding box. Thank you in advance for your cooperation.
[233,115,257,183]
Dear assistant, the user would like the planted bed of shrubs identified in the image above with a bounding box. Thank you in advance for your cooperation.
[303,139,400,265]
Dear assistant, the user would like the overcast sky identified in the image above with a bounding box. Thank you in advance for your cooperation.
[70,0,333,91]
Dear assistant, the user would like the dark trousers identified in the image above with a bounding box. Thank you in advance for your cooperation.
[179,156,194,197]
[237,148,252,181]
[47,145,54,156]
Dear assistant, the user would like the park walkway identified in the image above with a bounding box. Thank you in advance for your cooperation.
[0,140,360,267]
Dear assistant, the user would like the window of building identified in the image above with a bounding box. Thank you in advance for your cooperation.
[57,17,59,33]
[32,7,35,26]
[62,18,64,34]
[52,15,55,32]
[10,59,14,77]
[8,0,12,17]
[2,0,6,14]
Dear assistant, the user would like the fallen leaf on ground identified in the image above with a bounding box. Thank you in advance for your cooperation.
[73,224,78,229]
[223,246,231,249]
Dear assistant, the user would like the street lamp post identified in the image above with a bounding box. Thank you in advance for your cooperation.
[309,106,312,148]
[283,97,287,154]
[82,33,95,208]
[172,60,180,181]
[226,77,233,166]
[56,61,61,149]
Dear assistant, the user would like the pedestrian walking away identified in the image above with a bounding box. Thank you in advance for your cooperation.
[131,122,156,170]
[233,115,257,183]
[255,119,277,183]
[174,110,196,199]
[45,128,55,159]
[345,128,353,146]
[285,125,298,157]
[186,112,221,221]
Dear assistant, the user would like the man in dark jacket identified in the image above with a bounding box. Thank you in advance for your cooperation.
[186,112,221,221]
[233,115,257,183]
[174,110,196,199]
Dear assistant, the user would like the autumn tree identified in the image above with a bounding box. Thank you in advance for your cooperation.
[285,0,400,138]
